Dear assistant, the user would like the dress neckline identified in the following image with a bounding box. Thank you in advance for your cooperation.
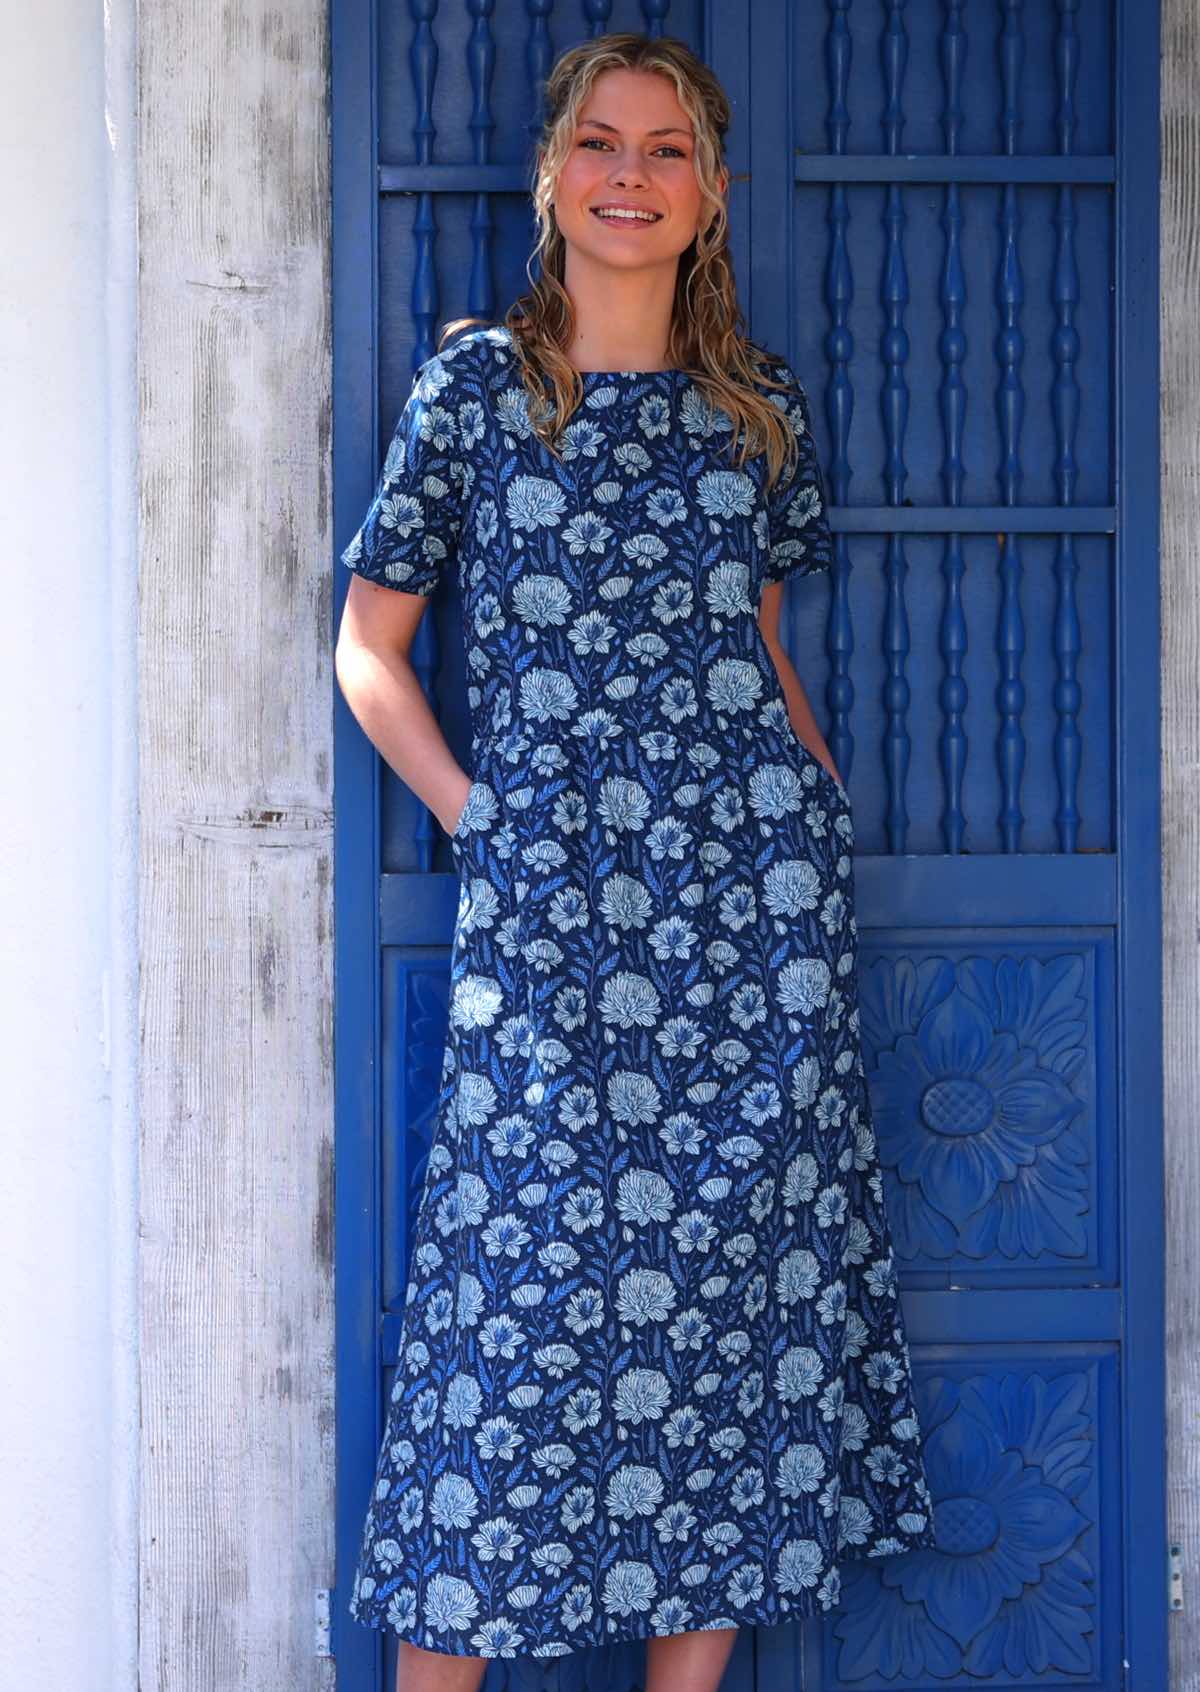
[576,366,688,382]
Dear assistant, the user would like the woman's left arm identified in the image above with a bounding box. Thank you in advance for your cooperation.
[757,581,842,785]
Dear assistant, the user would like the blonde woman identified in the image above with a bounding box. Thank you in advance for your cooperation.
[335,30,936,1692]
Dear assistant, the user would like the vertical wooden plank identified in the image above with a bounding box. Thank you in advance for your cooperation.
[1162,0,1200,1683]
[136,2,335,1686]
[994,6,1031,857]
[824,2,858,799]
[705,0,751,335]
[938,3,970,853]
[879,3,915,855]
[746,0,792,384]
[1050,4,1084,856]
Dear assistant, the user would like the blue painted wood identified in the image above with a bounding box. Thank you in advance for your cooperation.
[765,2,1162,1684]
[334,0,1166,1686]
[996,8,1031,855]
[939,11,970,854]
[828,1345,1124,1685]
[830,507,1115,529]
[1051,8,1085,858]
[824,8,856,798]
[330,0,381,1677]
[795,155,1118,182]
[1114,1,1167,1680]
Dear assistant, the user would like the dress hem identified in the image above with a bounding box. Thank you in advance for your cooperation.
[348,1524,939,1661]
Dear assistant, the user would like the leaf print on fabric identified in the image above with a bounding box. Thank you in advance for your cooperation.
[340,324,937,1661]
[761,371,835,583]
[341,341,477,595]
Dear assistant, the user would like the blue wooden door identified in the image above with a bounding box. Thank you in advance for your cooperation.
[332,5,1166,1689]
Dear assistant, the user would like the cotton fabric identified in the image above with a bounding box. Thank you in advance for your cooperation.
[341,324,936,1659]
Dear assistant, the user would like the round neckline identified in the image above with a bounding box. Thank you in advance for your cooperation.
[576,366,688,382]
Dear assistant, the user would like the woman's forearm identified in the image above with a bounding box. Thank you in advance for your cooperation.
[334,638,471,835]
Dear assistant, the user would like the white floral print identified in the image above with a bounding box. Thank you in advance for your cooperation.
[341,324,936,1659]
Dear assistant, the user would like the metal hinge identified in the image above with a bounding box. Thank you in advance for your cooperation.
[1169,1543,1184,1613]
[316,1587,334,1657]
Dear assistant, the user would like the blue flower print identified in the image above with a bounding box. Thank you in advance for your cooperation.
[340,323,936,1660]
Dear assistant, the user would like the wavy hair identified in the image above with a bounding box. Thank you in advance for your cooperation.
[440,32,802,490]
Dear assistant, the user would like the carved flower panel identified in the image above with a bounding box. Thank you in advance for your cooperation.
[857,948,1112,1273]
[825,1356,1114,1686]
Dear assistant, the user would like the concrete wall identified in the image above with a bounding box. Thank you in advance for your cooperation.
[0,2,140,1688]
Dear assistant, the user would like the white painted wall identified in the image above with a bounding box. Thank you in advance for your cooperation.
[0,2,140,1689]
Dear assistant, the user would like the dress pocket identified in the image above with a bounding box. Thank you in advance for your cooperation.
[782,721,848,809]
[448,775,503,869]
[449,779,481,858]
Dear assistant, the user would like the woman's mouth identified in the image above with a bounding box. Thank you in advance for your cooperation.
[589,205,664,229]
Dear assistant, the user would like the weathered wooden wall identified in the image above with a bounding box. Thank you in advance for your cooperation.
[1164,1,1200,1685]
[136,2,335,1685]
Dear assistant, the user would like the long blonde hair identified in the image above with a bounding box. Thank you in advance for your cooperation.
[440,32,803,490]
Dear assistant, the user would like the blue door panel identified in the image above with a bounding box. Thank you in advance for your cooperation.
[379,949,446,1313]
[821,1346,1123,1688]
[789,7,1115,161]
[785,183,1116,517]
[859,931,1118,1287]
[333,3,1165,1687]
[793,531,1116,858]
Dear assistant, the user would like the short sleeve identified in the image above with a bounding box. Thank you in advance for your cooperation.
[340,348,472,595]
[761,365,834,584]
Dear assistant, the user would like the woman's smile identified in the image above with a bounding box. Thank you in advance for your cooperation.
[589,201,665,229]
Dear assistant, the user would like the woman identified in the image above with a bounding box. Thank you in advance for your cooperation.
[335,31,936,1692]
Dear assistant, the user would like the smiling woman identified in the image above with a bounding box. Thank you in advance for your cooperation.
[334,28,936,1690]
[548,66,713,375]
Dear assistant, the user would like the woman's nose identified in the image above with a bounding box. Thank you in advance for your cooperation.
[609,155,648,187]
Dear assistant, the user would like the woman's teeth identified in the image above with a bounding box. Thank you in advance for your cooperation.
[591,208,662,224]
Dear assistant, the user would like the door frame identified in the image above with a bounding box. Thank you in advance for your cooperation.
[330,3,1167,1684]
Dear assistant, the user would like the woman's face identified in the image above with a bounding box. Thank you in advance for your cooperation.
[552,68,720,272]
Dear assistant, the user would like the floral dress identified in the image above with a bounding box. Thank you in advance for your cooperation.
[340,323,937,1660]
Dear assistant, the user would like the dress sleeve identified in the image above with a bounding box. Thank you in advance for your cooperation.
[340,349,471,595]
[761,366,834,585]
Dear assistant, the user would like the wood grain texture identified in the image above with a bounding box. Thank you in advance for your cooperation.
[136,2,334,1685]
[1164,1,1200,1685]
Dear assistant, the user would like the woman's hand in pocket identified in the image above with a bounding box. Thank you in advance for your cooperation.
[443,776,473,839]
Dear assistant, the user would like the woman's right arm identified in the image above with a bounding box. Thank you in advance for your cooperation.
[334,575,471,838]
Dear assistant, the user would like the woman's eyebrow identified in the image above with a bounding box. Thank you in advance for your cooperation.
[578,118,694,139]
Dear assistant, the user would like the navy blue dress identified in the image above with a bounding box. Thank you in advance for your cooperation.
[341,324,936,1659]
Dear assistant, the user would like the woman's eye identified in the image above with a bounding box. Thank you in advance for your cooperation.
[578,138,686,159]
